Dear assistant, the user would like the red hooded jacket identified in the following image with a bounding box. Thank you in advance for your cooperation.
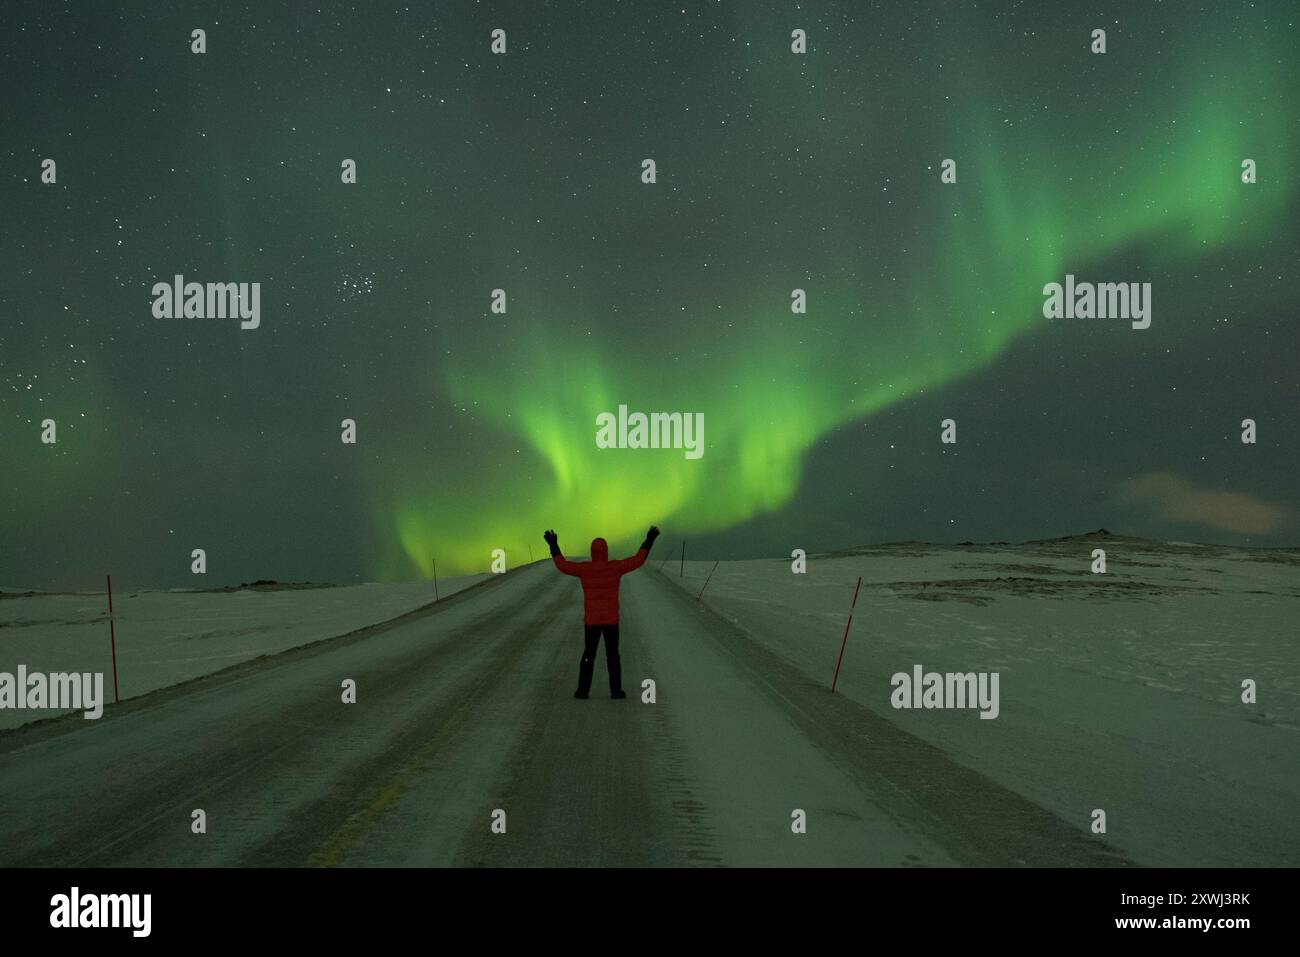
[552,537,648,625]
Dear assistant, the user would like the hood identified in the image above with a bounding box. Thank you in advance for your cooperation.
[590,538,608,562]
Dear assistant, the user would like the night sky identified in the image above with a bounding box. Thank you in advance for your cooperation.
[2,1,1296,589]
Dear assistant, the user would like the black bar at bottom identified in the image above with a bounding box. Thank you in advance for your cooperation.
[0,867,1283,944]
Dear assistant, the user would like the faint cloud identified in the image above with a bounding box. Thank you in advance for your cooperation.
[1115,472,1295,536]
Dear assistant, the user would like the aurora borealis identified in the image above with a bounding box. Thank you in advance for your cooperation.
[2,1,1296,587]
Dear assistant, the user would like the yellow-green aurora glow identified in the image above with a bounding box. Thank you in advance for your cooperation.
[369,25,1296,577]
[3,3,1296,591]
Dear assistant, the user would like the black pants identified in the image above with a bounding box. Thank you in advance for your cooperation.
[578,624,622,695]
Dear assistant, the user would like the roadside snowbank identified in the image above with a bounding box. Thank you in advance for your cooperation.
[0,576,488,729]
[661,537,1300,866]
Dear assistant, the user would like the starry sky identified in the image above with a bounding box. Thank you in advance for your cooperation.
[2,1,1297,588]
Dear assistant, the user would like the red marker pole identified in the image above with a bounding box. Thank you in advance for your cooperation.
[697,560,720,601]
[831,576,862,694]
[432,559,439,602]
[106,574,120,704]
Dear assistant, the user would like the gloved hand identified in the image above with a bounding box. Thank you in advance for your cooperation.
[641,525,660,553]
[543,529,560,555]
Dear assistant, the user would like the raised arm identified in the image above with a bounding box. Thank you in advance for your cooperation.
[616,525,659,573]
[545,529,582,576]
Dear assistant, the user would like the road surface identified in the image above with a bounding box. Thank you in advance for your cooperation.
[0,562,1130,867]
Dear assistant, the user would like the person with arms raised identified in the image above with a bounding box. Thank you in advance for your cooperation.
[544,525,660,699]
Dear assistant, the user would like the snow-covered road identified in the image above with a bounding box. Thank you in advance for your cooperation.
[0,560,1137,867]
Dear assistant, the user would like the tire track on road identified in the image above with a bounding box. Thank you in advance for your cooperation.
[0,568,551,866]
[453,582,695,866]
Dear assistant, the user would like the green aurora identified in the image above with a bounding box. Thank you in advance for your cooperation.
[2,2,1294,588]
[376,35,1296,577]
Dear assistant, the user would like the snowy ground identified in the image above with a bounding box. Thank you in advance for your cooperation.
[2,537,1293,867]
[0,574,489,729]
[1,559,1116,868]
[662,534,1300,867]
